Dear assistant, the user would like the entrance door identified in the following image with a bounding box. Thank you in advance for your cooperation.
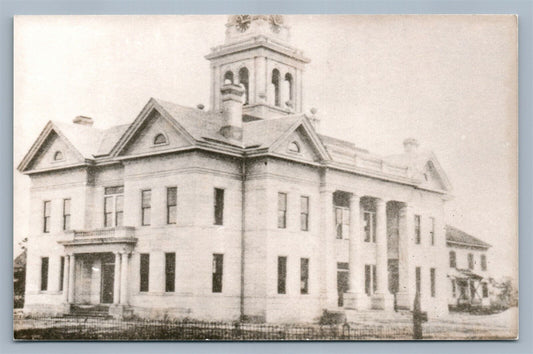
[337,271,349,307]
[101,261,115,304]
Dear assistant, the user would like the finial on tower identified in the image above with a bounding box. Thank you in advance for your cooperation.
[225,15,290,43]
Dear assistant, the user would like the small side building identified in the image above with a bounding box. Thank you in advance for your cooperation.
[446,225,492,310]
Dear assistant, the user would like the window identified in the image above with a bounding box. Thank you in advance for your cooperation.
[62,199,71,231]
[277,192,287,229]
[40,257,49,291]
[59,256,65,291]
[364,264,376,296]
[415,267,421,294]
[449,251,456,268]
[224,71,234,84]
[414,215,421,244]
[300,196,309,231]
[104,186,124,228]
[285,73,294,103]
[430,268,436,297]
[481,254,487,271]
[167,187,177,224]
[214,188,225,225]
[482,283,489,298]
[335,207,350,239]
[451,279,456,297]
[272,69,281,107]
[300,258,309,294]
[212,254,224,293]
[468,253,474,270]
[364,211,376,242]
[153,133,167,145]
[53,151,63,161]
[139,254,149,292]
[239,67,249,105]
[288,141,300,153]
[165,253,175,292]
[141,190,151,226]
[277,256,287,294]
[429,217,435,246]
[43,201,51,233]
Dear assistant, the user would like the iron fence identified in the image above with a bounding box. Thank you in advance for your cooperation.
[14,316,414,341]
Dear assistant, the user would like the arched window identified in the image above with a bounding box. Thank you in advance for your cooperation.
[53,151,63,161]
[272,69,280,107]
[224,71,234,84]
[449,251,456,268]
[284,73,294,105]
[288,141,300,153]
[154,133,167,145]
[238,67,249,105]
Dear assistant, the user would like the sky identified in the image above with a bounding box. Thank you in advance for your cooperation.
[13,15,517,280]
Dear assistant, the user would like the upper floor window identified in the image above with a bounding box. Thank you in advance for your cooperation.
[429,217,435,246]
[285,73,294,104]
[53,151,63,161]
[278,193,287,229]
[288,141,300,153]
[141,189,151,226]
[104,186,124,228]
[414,215,421,244]
[153,133,167,145]
[481,254,487,271]
[63,198,71,231]
[449,251,456,268]
[214,188,225,225]
[468,253,474,270]
[300,196,309,231]
[167,187,177,224]
[43,201,51,233]
[334,192,350,240]
[364,211,376,243]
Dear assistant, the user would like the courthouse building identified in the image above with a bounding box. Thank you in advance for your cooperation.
[18,15,455,322]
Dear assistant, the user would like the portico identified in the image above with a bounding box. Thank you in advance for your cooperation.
[59,228,136,318]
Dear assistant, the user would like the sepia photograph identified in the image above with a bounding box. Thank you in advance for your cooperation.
[13,14,518,340]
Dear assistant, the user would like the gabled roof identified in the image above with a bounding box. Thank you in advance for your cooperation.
[446,225,491,249]
[243,115,302,149]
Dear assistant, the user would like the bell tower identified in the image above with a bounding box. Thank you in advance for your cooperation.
[205,15,310,120]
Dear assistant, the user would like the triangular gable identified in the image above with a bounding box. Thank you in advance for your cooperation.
[269,117,331,162]
[420,152,453,192]
[110,98,196,158]
[18,122,87,173]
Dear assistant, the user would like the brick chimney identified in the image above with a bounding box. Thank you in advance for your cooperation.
[73,115,93,127]
[219,82,244,140]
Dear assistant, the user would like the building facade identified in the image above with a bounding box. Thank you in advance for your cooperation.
[18,15,453,322]
[446,226,492,310]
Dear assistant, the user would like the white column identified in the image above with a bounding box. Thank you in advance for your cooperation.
[119,252,129,305]
[113,252,121,305]
[397,204,413,309]
[344,193,365,311]
[348,194,361,292]
[67,254,75,303]
[62,255,70,303]
[255,56,266,103]
[319,185,336,309]
[375,199,388,294]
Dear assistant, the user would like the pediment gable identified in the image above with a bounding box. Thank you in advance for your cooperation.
[272,125,322,163]
[119,110,192,157]
[269,117,330,163]
[18,123,87,173]
[111,98,196,158]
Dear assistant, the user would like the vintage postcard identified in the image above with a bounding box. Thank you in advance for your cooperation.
[13,15,518,340]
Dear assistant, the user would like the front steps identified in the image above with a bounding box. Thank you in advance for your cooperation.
[65,304,112,318]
